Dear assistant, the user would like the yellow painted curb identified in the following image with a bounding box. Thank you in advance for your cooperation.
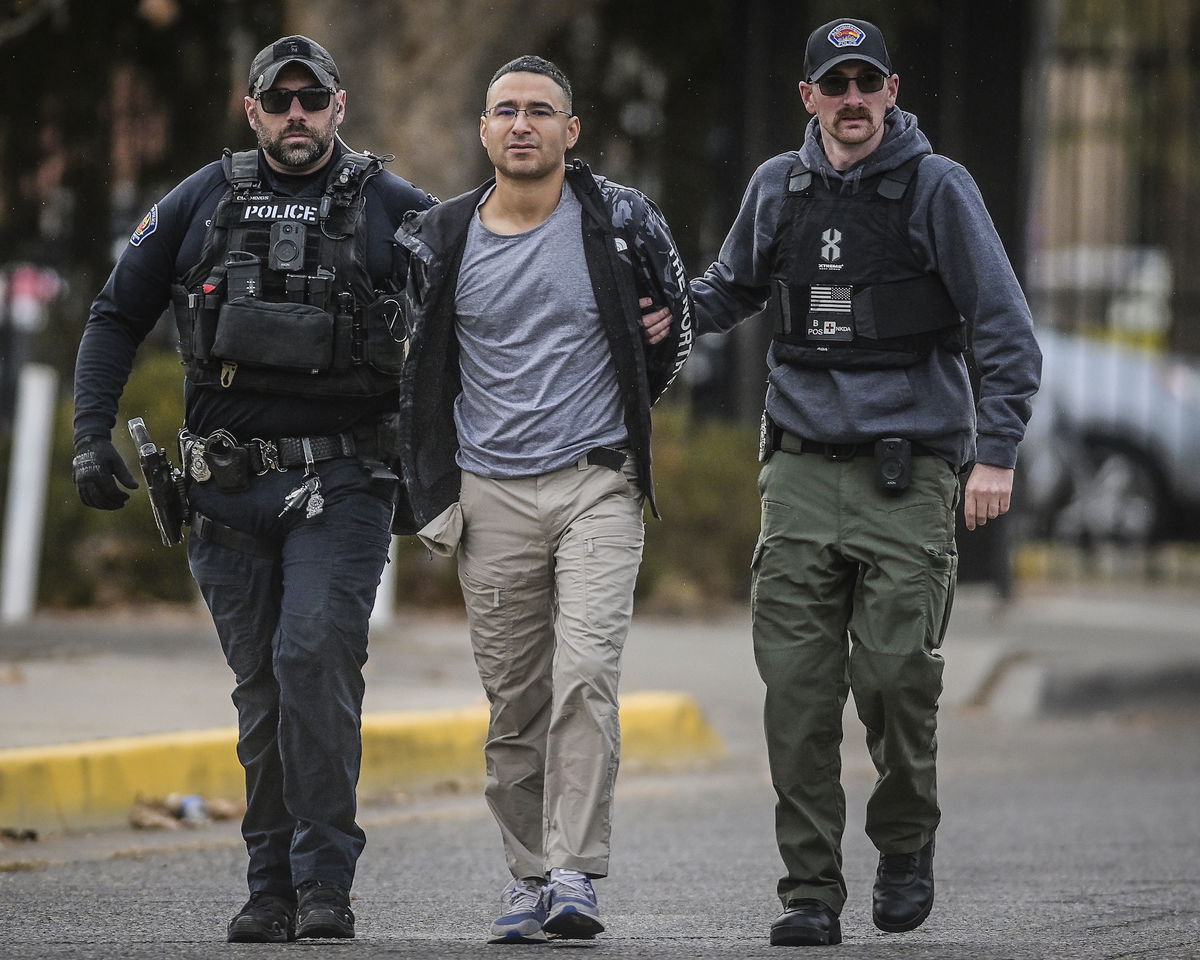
[0,690,722,835]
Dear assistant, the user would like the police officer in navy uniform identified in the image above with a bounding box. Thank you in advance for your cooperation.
[72,36,434,942]
[691,19,1041,946]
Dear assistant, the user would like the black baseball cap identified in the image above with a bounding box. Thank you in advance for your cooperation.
[803,19,892,82]
[248,35,340,95]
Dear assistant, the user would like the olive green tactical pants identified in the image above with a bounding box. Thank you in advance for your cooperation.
[751,449,959,912]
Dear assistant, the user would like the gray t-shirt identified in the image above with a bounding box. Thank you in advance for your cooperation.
[453,183,627,478]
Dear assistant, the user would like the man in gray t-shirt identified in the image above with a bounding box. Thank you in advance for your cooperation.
[394,56,693,944]
[455,180,626,477]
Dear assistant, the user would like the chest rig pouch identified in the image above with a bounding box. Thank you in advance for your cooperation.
[171,149,408,397]
[764,154,963,370]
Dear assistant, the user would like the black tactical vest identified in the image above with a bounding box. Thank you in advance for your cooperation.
[764,154,963,370]
[171,149,407,397]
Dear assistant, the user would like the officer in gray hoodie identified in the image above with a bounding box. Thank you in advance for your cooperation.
[691,18,1041,947]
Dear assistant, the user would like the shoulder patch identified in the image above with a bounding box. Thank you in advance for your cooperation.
[129,205,158,247]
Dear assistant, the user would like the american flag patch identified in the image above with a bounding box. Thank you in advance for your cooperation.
[809,285,852,312]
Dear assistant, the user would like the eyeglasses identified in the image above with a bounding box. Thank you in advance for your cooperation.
[482,105,573,122]
[255,86,333,114]
[815,72,888,97]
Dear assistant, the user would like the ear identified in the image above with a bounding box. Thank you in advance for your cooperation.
[886,74,899,109]
[335,89,347,126]
[798,81,818,116]
[565,114,580,150]
[243,95,258,131]
[479,114,489,150]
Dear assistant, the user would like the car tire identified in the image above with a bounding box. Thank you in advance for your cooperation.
[1052,442,1164,544]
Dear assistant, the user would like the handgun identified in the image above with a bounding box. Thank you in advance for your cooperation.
[127,417,189,546]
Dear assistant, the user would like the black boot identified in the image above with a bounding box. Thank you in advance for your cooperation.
[226,892,296,943]
[872,838,935,933]
[770,898,842,946]
[295,879,355,939]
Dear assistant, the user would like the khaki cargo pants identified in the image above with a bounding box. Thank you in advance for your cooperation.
[751,449,959,912]
[458,455,645,879]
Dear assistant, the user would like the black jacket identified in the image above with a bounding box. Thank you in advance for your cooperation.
[392,159,693,534]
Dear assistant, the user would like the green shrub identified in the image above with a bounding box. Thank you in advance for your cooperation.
[41,349,193,607]
[383,404,763,616]
[637,404,761,613]
[36,368,762,615]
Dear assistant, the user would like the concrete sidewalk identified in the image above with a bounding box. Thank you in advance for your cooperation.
[1,582,1197,835]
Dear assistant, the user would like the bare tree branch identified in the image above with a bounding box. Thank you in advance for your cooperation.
[0,0,69,47]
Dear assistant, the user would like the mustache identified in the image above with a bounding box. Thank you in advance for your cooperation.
[836,107,872,121]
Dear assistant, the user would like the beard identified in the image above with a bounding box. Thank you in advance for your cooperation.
[255,112,338,170]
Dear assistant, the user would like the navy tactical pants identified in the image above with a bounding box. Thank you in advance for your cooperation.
[186,457,392,896]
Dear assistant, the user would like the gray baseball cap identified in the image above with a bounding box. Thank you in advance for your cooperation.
[803,19,892,82]
[248,35,340,95]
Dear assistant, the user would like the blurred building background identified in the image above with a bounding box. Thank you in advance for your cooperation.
[1,0,1198,612]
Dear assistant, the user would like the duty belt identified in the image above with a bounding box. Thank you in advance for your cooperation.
[181,429,357,481]
[776,432,935,460]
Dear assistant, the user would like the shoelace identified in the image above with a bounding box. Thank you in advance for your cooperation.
[242,892,292,913]
[300,881,349,908]
[550,874,594,899]
[878,851,919,880]
[503,878,545,911]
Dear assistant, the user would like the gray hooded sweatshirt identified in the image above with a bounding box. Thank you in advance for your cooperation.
[691,108,1041,470]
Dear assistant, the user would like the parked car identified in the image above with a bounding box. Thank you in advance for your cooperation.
[1016,328,1200,544]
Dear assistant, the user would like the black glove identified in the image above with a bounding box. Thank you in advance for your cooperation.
[72,436,139,510]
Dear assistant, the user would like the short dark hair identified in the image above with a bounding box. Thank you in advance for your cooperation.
[488,55,572,110]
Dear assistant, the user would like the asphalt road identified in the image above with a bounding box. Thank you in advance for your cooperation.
[2,710,1198,958]
[2,584,1199,958]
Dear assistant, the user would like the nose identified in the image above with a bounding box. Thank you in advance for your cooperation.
[843,81,866,105]
[511,110,534,132]
[286,96,309,120]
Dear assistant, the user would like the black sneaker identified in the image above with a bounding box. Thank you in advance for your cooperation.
[226,892,296,943]
[872,838,935,933]
[295,879,355,939]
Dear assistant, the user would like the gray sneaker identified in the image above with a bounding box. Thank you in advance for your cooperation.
[542,875,603,939]
[488,877,548,945]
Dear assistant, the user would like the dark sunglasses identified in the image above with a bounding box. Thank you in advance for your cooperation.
[815,72,887,97]
[255,86,333,114]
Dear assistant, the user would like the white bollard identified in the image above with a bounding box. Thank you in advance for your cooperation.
[1,363,58,623]
[370,535,398,627]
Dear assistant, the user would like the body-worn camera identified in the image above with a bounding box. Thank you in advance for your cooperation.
[269,220,306,272]
[875,437,912,493]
